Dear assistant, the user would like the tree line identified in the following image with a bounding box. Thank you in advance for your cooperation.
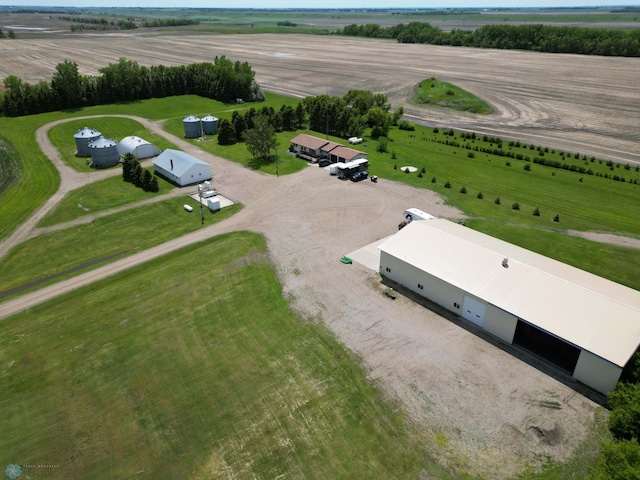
[336,22,640,57]
[1,56,263,117]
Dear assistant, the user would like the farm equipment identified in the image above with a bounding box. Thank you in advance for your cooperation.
[340,256,353,264]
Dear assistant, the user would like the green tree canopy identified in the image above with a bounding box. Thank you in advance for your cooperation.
[243,114,278,162]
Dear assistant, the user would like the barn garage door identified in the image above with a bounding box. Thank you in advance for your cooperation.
[461,295,486,327]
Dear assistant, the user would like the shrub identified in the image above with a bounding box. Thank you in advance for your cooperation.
[512,202,520,210]
[377,137,389,153]
[477,192,483,199]
[391,150,397,160]
[495,197,501,205]
[404,168,411,174]
[421,167,426,174]
[467,152,475,158]
[433,127,439,134]
[460,186,467,194]
[524,164,531,171]
[431,176,436,183]
[417,172,423,178]
[533,207,540,216]
[393,163,397,170]
[444,181,451,188]
[506,161,511,167]
[553,214,560,222]
[398,120,415,131]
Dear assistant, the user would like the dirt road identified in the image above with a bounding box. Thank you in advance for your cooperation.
[0,110,605,477]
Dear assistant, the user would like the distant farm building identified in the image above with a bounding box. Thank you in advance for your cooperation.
[74,127,102,157]
[290,134,367,164]
[88,137,120,168]
[378,218,640,395]
[153,149,211,186]
[118,136,161,160]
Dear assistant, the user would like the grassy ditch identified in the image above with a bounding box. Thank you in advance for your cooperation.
[0,231,432,479]
[0,198,241,301]
[38,174,176,227]
[412,77,492,114]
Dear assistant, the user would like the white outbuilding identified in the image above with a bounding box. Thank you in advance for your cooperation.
[378,218,640,395]
[118,136,161,160]
[153,149,212,187]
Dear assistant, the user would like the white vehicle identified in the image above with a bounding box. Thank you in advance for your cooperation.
[184,204,194,212]
[402,208,436,221]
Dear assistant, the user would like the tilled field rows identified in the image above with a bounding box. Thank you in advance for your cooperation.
[0,33,638,164]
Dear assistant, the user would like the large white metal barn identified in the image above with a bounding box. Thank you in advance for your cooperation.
[153,149,211,187]
[378,218,640,395]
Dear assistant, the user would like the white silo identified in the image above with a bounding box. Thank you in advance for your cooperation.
[183,114,202,138]
[201,115,219,135]
[88,137,120,168]
[74,127,102,157]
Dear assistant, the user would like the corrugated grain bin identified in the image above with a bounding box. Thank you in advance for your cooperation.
[201,115,219,135]
[183,114,202,138]
[88,137,120,168]
[74,127,102,157]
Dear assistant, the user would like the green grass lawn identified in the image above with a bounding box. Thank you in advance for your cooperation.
[38,174,177,227]
[412,77,492,114]
[161,94,307,175]
[0,231,434,479]
[48,117,177,172]
[0,199,241,300]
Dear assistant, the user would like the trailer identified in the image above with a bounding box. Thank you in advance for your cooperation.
[337,158,369,180]
[402,208,437,221]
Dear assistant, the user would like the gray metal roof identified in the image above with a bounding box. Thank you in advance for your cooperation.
[378,219,640,368]
[153,149,208,177]
[74,127,101,138]
[88,137,117,148]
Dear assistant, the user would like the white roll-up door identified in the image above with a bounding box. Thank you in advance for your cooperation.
[461,295,487,327]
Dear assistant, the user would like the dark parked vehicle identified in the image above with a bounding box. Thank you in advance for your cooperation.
[350,170,368,182]
[318,158,331,167]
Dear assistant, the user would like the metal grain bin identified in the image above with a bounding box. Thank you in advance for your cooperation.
[74,127,102,157]
[183,114,202,138]
[88,137,120,168]
[201,115,219,135]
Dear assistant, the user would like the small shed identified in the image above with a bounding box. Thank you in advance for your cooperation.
[153,149,211,187]
[118,136,161,160]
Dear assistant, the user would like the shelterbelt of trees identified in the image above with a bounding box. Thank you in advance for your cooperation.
[1,56,263,117]
[337,22,640,57]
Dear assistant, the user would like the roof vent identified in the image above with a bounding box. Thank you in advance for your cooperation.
[502,257,509,268]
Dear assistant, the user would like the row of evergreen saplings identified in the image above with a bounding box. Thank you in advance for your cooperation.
[122,154,159,192]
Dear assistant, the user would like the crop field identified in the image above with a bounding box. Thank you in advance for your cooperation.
[0,232,433,479]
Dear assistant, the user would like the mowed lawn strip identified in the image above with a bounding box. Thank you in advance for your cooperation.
[0,114,60,242]
[0,199,241,300]
[38,174,177,227]
[0,231,430,479]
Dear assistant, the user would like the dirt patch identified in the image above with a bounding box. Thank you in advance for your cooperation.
[567,230,640,250]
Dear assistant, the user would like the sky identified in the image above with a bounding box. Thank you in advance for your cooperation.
[2,1,640,8]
